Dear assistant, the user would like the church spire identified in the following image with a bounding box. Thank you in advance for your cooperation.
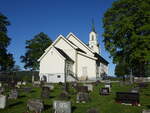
[91,19,96,33]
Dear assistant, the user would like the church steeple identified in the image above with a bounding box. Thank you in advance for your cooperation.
[89,21,100,54]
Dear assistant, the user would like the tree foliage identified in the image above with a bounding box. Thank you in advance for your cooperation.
[103,0,150,76]
[0,12,14,71]
[20,32,52,70]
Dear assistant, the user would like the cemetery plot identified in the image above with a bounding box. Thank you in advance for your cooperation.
[41,86,50,98]
[76,86,88,93]
[100,88,110,95]
[0,95,6,109]
[115,92,140,106]
[76,92,90,103]
[53,100,71,113]
[27,99,44,113]
[8,89,18,99]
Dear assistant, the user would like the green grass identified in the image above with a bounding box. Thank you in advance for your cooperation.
[0,82,150,113]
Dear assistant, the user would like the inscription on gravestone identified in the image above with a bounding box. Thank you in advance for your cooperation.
[53,100,71,113]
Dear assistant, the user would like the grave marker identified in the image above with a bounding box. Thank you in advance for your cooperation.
[53,100,71,113]
[0,95,6,109]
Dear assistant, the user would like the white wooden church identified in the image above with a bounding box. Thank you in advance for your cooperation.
[38,28,109,83]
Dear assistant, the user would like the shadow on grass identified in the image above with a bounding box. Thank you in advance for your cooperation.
[8,101,23,108]
[19,95,26,98]
[44,104,52,110]
[146,105,150,109]
[72,106,77,112]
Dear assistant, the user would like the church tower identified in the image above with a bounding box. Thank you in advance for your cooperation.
[89,22,100,54]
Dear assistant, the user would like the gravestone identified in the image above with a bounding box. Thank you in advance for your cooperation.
[0,87,4,94]
[116,92,140,106]
[53,100,71,113]
[0,95,6,109]
[33,81,41,87]
[87,108,99,113]
[142,109,150,113]
[130,87,140,93]
[24,87,32,93]
[32,75,35,83]
[59,91,70,100]
[105,83,111,92]
[41,86,50,98]
[8,89,18,99]
[0,82,2,87]
[17,81,22,86]
[22,81,26,85]
[76,86,88,93]
[138,83,148,88]
[27,99,44,113]
[83,84,93,92]
[76,92,90,103]
[43,84,54,90]
[100,88,109,95]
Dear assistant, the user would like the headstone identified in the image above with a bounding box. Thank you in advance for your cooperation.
[142,109,150,113]
[27,99,44,113]
[53,100,71,113]
[100,88,109,95]
[43,84,54,90]
[24,87,32,93]
[0,87,4,94]
[0,95,6,109]
[8,89,18,99]
[87,108,99,113]
[33,81,41,87]
[17,81,22,86]
[130,87,140,93]
[76,92,90,103]
[22,81,26,85]
[41,86,50,98]
[59,91,70,100]
[32,75,35,83]
[76,86,88,93]
[138,83,148,88]
[116,92,140,106]
[83,84,93,92]
[0,82,2,87]
[105,84,111,92]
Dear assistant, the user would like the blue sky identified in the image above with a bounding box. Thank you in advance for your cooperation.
[0,0,116,76]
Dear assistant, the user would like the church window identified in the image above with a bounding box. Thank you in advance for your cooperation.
[57,75,61,78]
[91,35,94,41]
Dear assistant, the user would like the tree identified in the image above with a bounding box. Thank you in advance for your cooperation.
[20,32,52,70]
[103,0,150,78]
[115,62,130,81]
[0,12,15,71]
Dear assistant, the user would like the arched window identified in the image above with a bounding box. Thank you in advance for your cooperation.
[91,35,94,41]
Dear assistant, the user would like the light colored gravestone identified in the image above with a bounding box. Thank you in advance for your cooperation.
[22,81,26,85]
[27,99,44,113]
[143,109,150,113]
[53,100,71,113]
[83,84,93,92]
[0,95,6,109]
[32,75,35,83]
[0,82,2,87]
[8,89,18,99]
[17,81,22,86]
[33,81,41,87]
[131,87,140,93]
[105,84,111,92]
[0,87,4,94]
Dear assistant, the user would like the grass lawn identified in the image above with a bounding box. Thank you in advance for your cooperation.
[0,82,150,113]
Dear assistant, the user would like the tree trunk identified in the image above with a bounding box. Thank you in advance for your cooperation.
[130,69,133,84]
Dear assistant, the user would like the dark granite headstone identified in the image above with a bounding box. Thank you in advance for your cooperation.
[116,92,140,106]
[100,88,109,95]
[8,89,18,99]
[76,92,90,103]
[76,86,88,93]
[41,86,50,98]
[27,99,44,113]
[87,108,99,113]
